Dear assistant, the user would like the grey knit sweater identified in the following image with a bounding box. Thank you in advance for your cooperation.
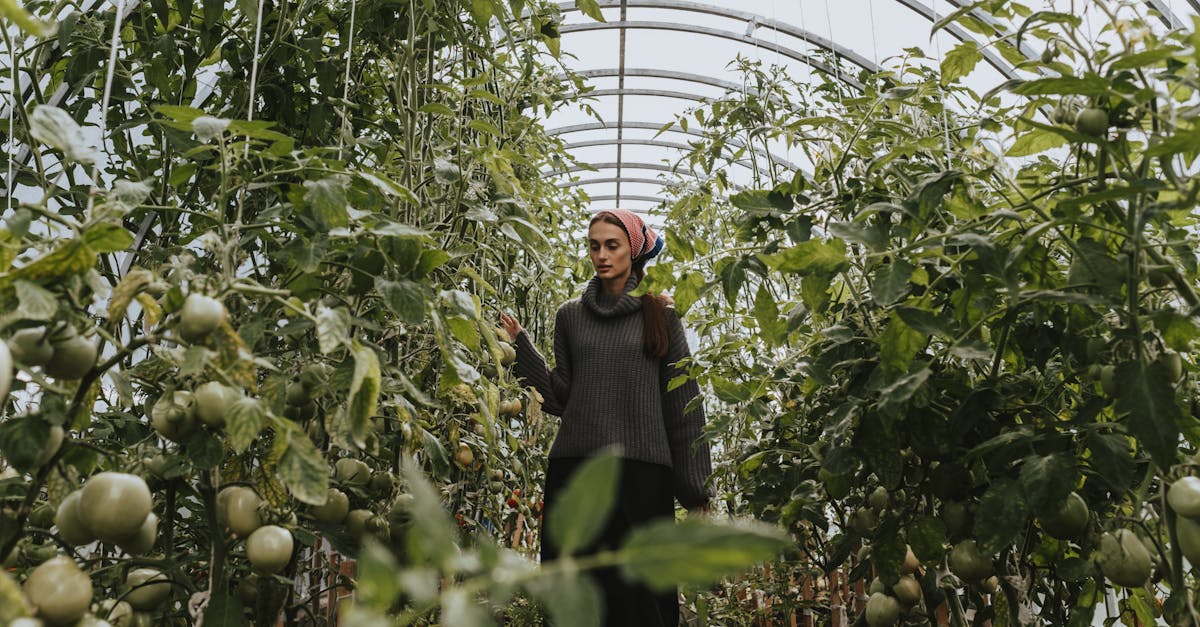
[511,273,714,508]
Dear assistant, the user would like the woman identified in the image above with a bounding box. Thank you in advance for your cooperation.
[500,209,713,626]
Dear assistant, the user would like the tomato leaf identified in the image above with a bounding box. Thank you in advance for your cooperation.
[199,589,248,627]
[524,569,602,627]
[278,429,330,506]
[108,268,153,321]
[14,280,57,321]
[400,458,459,568]
[909,516,948,563]
[575,0,605,22]
[1005,128,1069,157]
[354,539,402,610]
[941,40,983,84]
[1018,453,1077,511]
[347,341,381,449]
[83,224,134,252]
[617,517,789,592]
[973,479,1029,553]
[29,105,98,165]
[226,397,269,453]
[1115,360,1185,469]
[316,306,351,355]
[871,260,914,307]
[877,314,926,378]
[303,177,350,231]
[0,415,50,472]
[758,238,848,276]
[547,448,621,556]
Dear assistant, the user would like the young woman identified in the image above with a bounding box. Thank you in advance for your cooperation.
[500,209,713,626]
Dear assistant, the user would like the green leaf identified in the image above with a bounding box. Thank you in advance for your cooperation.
[618,517,789,592]
[469,0,494,28]
[1083,429,1136,493]
[878,313,926,378]
[729,189,792,213]
[0,0,52,36]
[871,260,913,306]
[15,280,57,320]
[226,397,269,453]
[316,306,351,355]
[440,588,492,627]
[303,177,350,231]
[355,539,402,610]
[0,415,50,472]
[759,238,848,276]
[400,457,459,568]
[548,448,621,556]
[83,223,134,252]
[895,306,954,339]
[525,570,602,627]
[347,341,381,449]
[973,478,1029,553]
[909,516,948,563]
[752,284,786,346]
[877,367,931,416]
[1010,75,1111,96]
[29,105,98,165]
[278,429,330,505]
[1115,360,1184,469]
[576,0,605,22]
[1006,128,1069,157]
[941,41,983,84]
[1018,453,1077,511]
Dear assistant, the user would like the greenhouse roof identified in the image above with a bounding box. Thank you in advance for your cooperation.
[545,0,1200,226]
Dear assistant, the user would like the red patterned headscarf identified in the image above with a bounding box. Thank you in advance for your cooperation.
[592,209,665,263]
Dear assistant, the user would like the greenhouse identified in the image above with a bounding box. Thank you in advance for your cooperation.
[1,0,1199,625]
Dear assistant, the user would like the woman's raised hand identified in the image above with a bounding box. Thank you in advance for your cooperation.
[499,312,522,341]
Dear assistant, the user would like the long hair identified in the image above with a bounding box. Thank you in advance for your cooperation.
[590,212,671,359]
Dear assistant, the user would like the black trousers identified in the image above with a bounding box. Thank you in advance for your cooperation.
[541,456,679,627]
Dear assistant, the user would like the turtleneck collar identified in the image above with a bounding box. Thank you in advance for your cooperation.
[582,273,643,318]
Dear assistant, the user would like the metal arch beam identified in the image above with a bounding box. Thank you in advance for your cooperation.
[561,138,772,177]
[558,21,866,92]
[1144,0,1186,28]
[576,87,712,102]
[548,161,706,176]
[549,120,811,174]
[563,136,804,174]
[556,0,879,75]
[558,177,673,188]
[568,68,756,95]
[586,194,665,204]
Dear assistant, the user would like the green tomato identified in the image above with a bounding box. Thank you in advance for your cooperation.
[1175,515,1200,565]
[79,472,153,543]
[116,512,158,555]
[24,555,93,625]
[949,540,992,582]
[99,599,134,627]
[865,592,902,627]
[1100,365,1118,397]
[346,509,374,540]
[1095,529,1152,588]
[44,334,97,380]
[1039,491,1090,540]
[217,486,262,537]
[33,425,64,469]
[1168,476,1200,518]
[1075,107,1109,137]
[892,574,922,606]
[123,568,171,610]
[29,502,55,529]
[193,381,237,428]
[178,293,226,341]
[0,567,32,622]
[150,391,197,442]
[54,490,96,547]
[245,525,294,574]
[335,458,371,486]
[1159,351,1183,381]
[310,488,350,524]
[867,486,889,511]
[8,328,53,367]
[285,381,313,406]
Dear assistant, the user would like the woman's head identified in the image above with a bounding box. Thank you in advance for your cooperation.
[588,209,664,281]
[588,209,672,359]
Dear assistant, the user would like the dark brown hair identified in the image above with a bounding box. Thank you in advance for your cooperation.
[590,212,671,359]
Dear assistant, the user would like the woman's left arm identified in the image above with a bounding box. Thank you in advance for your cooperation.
[661,307,715,511]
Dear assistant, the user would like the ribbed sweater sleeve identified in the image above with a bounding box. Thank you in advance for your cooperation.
[511,307,571,416]
[662,308,714,508]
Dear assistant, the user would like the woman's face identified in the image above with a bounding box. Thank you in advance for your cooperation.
[588,220,632,282]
